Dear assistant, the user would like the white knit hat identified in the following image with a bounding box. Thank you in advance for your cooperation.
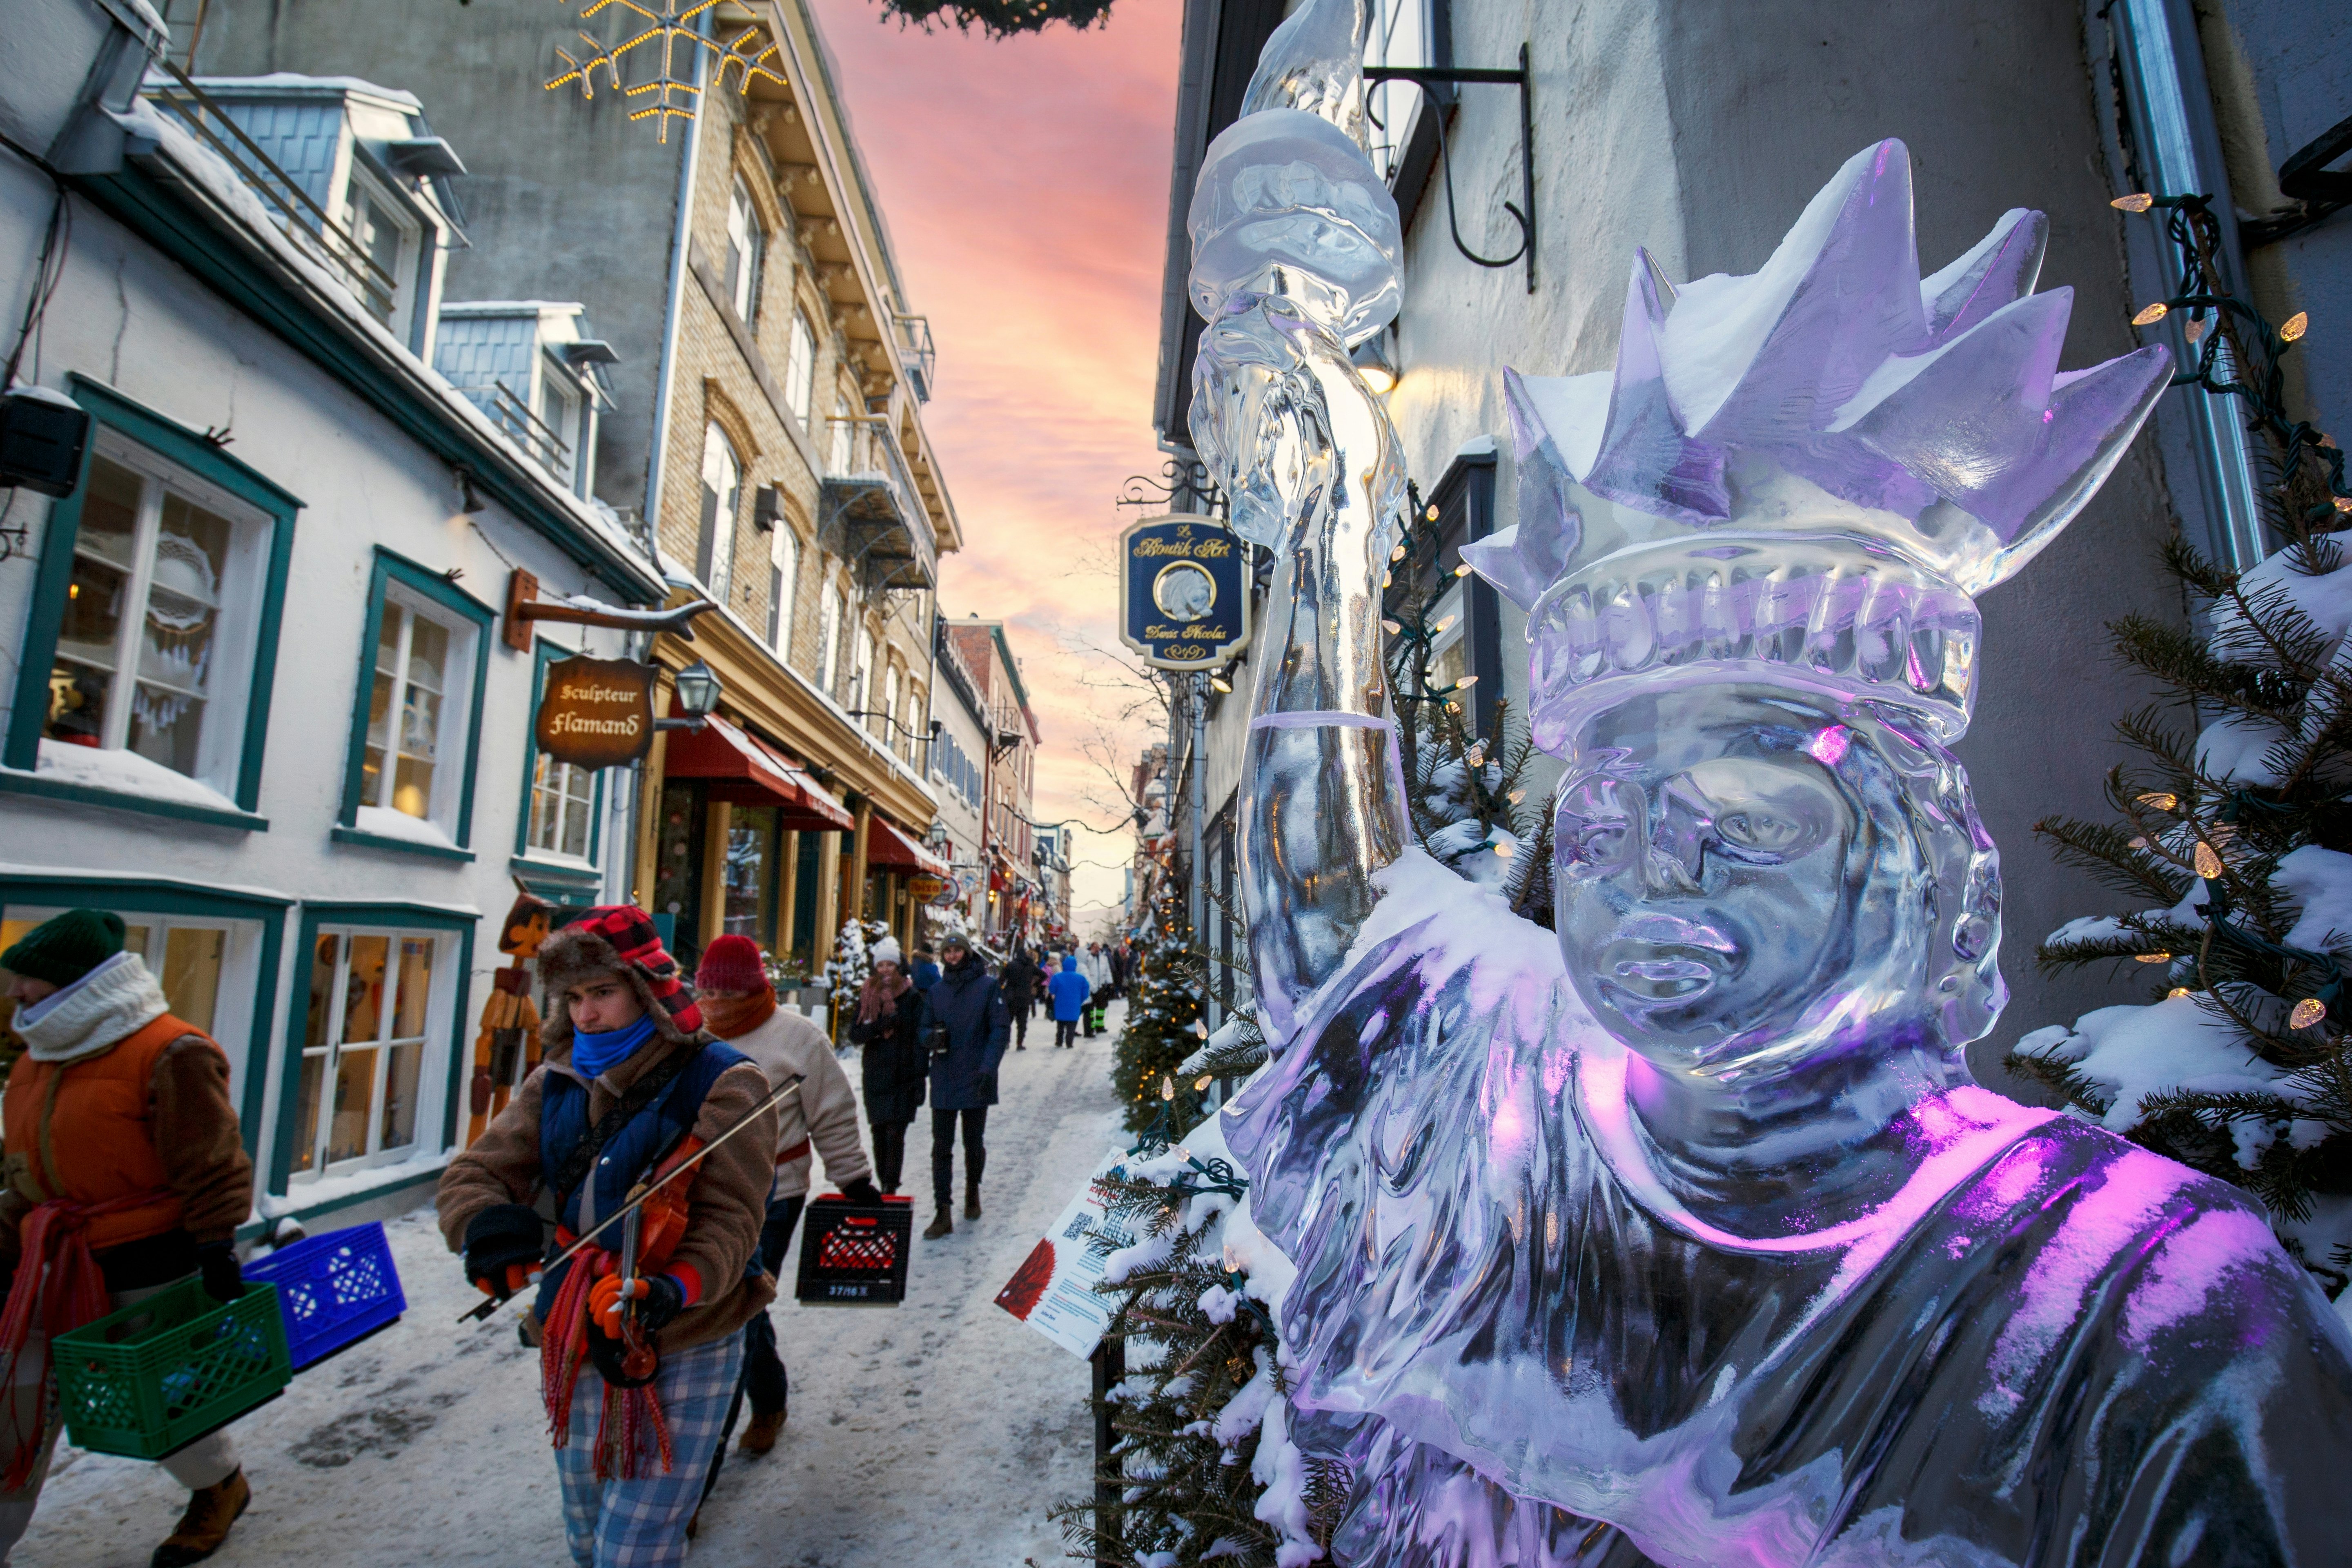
[872,936,904,967]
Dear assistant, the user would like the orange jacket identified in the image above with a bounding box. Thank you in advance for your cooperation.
[3,1013,211,1253]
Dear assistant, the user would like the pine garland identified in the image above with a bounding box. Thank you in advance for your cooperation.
[1382,485,1555,927]
[1111,889,1209,1136]
[2011,189,2352,1286]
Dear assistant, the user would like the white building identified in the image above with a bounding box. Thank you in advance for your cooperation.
[0,0,666,1232]
[924,615,989,943]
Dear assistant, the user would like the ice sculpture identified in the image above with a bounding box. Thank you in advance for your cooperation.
[1193,5,2352,1562]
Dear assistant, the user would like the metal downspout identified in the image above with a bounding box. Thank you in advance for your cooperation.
[617,9,714,908]
[2111,0,2267,570]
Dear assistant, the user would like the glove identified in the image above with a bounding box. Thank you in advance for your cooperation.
[196,1241,243,1303]
[978,1073,998,1101]
[590,1271,687,1337]
[463,1203,545,1301]
[840,1176,884,1207]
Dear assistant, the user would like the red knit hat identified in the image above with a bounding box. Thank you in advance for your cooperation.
[695,933,769,995]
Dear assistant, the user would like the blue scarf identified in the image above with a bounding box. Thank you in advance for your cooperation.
[571,1014,658,1080]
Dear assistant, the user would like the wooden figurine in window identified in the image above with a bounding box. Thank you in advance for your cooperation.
[466,893,550,1147]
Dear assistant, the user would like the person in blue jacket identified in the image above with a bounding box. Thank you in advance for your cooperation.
[1046,953,1091,1051]
[920,936,1008,1239]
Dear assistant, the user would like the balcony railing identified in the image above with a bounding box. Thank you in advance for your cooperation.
[486,382,572,476]
[821,414,937,590]
[137,59,400,323]
[891,314,937,403]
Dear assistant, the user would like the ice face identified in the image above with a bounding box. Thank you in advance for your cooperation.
[1553,685,1991,1074]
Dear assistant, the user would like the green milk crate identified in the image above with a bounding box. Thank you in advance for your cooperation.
[53,1277,291,1461]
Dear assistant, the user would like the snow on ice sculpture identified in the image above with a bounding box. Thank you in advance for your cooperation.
[1192,29,2352,1561]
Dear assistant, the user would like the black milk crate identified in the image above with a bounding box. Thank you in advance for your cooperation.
[795,1193,913,1305]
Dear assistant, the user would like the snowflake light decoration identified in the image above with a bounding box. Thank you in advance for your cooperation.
[546,0,786,142]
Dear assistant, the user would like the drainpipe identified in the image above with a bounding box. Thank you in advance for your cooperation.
[619,9,713,911]
[2109,0,2267,570]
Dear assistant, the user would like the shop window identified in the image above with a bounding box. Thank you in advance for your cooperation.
[528,750,596,861]
[725,805,780,944]
[724,176,765,325]
[0,890,283,1134]
[697,421,742,601]
[784,311,816,427]
[40,439,270,791]
[336,550,492,857]
[292,925,443,1174]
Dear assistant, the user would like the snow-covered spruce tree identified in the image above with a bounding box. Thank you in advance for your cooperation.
[1383,488,1555,927]
[1051,1076,1336,1566]
[1112,890,1208,1136]
[2012,192,2352,1289]
[822,916,891,1034]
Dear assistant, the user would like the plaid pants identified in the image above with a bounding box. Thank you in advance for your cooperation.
[556,1333,742,1567]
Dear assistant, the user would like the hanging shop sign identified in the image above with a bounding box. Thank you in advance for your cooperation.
[535,655,657,768]
[1118,513,1250,670]
[909,875,949,902]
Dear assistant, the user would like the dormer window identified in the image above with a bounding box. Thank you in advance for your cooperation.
[536,353,584,488]
[725,178,765,325]
[343,167,421,339]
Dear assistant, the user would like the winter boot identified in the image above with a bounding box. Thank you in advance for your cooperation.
[739,1408,786,1455]
[924,1209,953,1239]
[964,1182,982,1221]
[151,1469,250,1567]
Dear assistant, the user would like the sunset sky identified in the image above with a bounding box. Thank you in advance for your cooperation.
[806,0,1185,932]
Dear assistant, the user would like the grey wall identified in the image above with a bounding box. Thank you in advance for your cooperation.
[195,0,688,522]
[1383,0,2192,1087]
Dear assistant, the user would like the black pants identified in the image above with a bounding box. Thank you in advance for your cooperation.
[705,1192,806,1500]
[871,1117,911,1191]
[1011,998,1031,1045]
[932,1106,987,1209]
[1055,1017,1077,1048]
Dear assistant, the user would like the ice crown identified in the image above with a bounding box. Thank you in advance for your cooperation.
[1476,139,2172,608]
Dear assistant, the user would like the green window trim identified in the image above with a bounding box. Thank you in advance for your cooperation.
[329,825,477,863]
[511,638,608,873]
[271,900,479,1192]
[4,376,302,817]
[0,873,290,1152]
[0,771,270,831]
[337,548,496,849]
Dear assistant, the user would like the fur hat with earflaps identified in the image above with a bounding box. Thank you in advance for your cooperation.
[537,904,706,1051]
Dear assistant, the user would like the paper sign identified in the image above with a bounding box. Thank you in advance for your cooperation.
[995,1149,1133,1358]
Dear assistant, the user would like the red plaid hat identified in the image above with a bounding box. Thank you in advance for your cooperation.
[562,904,705,1035]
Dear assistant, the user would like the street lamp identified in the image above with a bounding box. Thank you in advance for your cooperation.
[655,659,722,733]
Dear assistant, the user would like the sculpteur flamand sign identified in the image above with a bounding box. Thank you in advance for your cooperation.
[534,655,657,768]
[1117,513,1250,670]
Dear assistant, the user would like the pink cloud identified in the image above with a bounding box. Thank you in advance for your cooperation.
[808,0,1184,924]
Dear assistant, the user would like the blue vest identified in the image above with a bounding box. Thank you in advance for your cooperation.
[534,1038,746,1319]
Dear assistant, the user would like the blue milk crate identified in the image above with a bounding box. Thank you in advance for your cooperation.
[243,1221,406,1369]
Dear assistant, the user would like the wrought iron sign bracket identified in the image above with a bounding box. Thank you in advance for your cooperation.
[1366,45,1537,293]
[503,568,715,653]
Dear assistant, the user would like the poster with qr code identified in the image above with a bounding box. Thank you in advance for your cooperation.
[994,1148,1133,1358]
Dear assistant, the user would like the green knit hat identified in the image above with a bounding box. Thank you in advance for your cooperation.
[2,909,127,988]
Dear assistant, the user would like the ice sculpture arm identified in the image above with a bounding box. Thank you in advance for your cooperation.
[1194,297,1408,1042]
[1184,0,1407,1043]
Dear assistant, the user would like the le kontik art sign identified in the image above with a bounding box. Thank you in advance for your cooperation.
[535,655,657,768]
[1118,513,1250,670]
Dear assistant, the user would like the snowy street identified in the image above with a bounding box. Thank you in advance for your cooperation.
[17,1005,1128,1568]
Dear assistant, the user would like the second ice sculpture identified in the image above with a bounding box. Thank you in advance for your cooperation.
[1195,4,2352,1563]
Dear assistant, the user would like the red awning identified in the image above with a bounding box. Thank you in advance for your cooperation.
[865,815,951,877]
[660,716,854,830]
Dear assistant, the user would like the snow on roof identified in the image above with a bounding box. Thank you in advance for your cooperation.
[438,301,590,317]
[175,73,425,112]
[115,95,659,595]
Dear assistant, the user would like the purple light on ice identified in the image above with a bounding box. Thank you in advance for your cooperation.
[2121,1207,2278,1351]
[1808,724,1852,766]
